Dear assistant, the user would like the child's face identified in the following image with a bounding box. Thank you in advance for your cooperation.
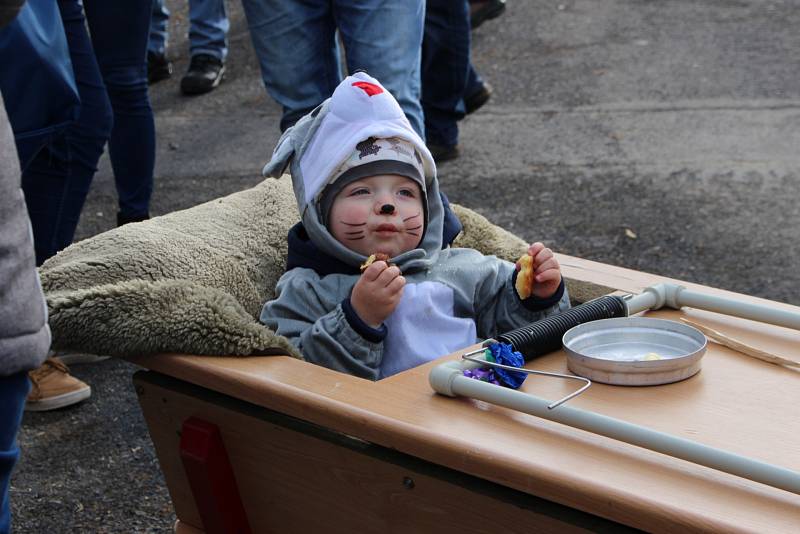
[328,174,424,258]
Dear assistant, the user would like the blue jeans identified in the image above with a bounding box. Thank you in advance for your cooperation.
[421,0,471,147]
[149,0,229,61]
[21,0,154,265]
[0,0,80,171]
[0,372,31,534]
[239,0,425,137]
[465,62,485,101]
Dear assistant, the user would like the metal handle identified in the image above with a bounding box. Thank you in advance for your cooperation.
[460,347,591,409]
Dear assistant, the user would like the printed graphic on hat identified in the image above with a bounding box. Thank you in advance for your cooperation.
[356,138,382,159]
[388,138,413,160]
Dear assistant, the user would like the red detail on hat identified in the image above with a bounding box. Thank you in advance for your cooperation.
[352,81,384,96]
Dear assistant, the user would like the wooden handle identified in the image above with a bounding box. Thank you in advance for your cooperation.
[680,318,800,368]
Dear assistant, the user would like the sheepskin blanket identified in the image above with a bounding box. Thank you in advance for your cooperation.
[39,175,609,358]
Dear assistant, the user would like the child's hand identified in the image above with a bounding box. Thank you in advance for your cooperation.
[350,261,405,328]
[517,242,562,299]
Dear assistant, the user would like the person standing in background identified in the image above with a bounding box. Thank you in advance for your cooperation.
[464,0,504,120]
[1,0,156,412]
[20,0,156,267]
[0,89,51,534]
[147,0,228,95]
[238,0,426,137]
[421,0,500,162]
[1,4,52,529]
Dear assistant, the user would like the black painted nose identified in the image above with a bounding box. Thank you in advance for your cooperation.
[380,204,395,214]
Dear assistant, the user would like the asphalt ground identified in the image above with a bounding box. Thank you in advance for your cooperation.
[12,0,800,531]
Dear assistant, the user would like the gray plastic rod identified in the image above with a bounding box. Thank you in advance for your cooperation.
[624,283,800,331]
[429,360,800,495]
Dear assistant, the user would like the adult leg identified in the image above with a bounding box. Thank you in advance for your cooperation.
[188,0,229,61]
[239,0,340,131]
[0,372,30,534]
[420,0,470,154]
[21,0,113,265]
[147,0,173,84]
[464,61,491,115]
[0,91,42,532]
[13,1,95,415]
[84,0,155,224]
[336,0,426,139]
[19,141,72,266]
[148,0,169,56]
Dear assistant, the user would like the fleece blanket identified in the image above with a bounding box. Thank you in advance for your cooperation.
[39,176,611,358]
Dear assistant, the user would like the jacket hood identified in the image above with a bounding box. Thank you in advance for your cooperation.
[263,72,444,273]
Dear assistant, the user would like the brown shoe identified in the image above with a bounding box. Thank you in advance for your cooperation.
[26,357,91,411]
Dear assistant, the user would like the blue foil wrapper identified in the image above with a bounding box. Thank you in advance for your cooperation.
[463,367,501,385]
[488,342,527,389]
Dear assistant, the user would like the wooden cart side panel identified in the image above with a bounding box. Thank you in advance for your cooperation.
[134,371,632,534]
[174,520,203,534]
[127,257,800,532]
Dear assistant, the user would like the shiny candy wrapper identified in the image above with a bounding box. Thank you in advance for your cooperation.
[462,342,527,389]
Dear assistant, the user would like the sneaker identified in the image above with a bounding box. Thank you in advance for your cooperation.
[180,54,225,95]
[26,357,91,412]
[470,0,507,29]
[464,81,492,115]
[147,51,172,84]
[427,143,460,163]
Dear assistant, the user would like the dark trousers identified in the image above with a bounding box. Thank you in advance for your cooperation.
[0,372,31,534]
[421,0,471,147]
[21,0,154,265]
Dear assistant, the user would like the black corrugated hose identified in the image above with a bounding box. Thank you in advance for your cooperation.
[497,295,627,361]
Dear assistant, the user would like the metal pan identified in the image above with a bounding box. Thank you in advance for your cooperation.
[562,317,707,386]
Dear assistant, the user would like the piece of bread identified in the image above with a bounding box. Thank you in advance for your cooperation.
[360,252,392,272]
[641,352,662,361]
[515,254,535,299]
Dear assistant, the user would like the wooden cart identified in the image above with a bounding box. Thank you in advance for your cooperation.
[128,254,800,533]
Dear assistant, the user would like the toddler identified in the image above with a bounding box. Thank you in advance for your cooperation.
[260,72,569,379]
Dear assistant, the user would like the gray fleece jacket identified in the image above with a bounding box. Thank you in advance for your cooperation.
[260,73,569,380]
[0,89,50,376]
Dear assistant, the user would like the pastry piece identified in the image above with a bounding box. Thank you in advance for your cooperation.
[515,254,535,299]
[360,252,392,272]
[641,352,662,361]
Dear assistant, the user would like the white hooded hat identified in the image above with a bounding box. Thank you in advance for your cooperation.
[262,72,444,273]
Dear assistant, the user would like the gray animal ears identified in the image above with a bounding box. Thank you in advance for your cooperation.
[262,130,294,178]
[262,101,327,178]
